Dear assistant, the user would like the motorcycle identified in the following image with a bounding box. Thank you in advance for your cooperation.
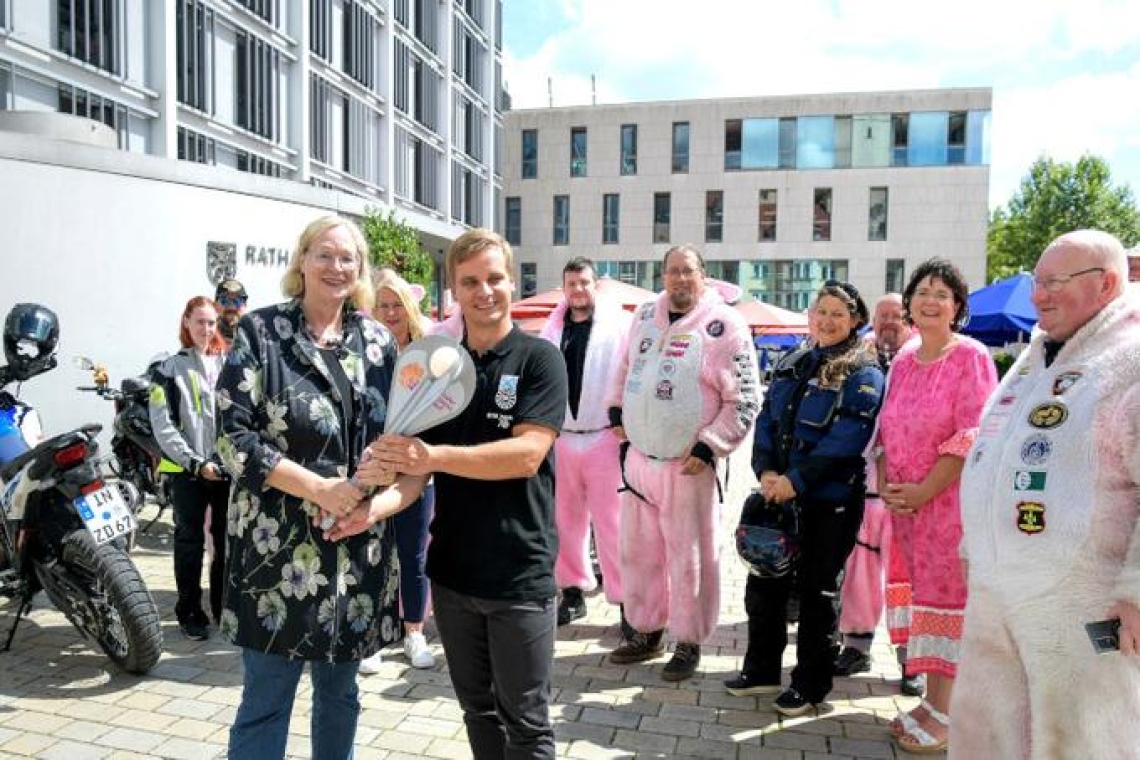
[75,356,172,531]
[0,305,162,674]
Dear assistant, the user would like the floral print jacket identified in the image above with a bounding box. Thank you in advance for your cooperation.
[215,299,398,662]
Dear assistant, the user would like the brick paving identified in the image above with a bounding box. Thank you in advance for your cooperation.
[0,442,942,758]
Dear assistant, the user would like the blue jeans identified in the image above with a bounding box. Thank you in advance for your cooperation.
[229,648,360,760]
[393,484,434,623]
[432,582,556,759]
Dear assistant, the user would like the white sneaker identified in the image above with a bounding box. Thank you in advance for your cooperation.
[358,650,383,675]
[403,632,435,669]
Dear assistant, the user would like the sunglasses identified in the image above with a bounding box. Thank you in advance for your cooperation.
[218,296,247,308]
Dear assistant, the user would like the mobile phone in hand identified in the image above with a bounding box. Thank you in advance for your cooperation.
[1085,618,1121,654]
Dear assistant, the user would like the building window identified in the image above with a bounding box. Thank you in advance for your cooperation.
[57,0,121,75]
[908,111,949,166]
[778,117,797,168]
[343,1,378,91]
[758,189,777,242]
[505,196,521,245]
[948,111,967,164]
[673,121,690,173]
[521,128,537,178]
[235,31,280,140]
[869,187,889,241]
[310,0,332,60]
[520,262,537,298]
[553,195,569,245]
[705,191,724,243]
[236,149,284,177]
[570,126,587,177]
[891,113,908,167]
[0,62,11,108]
[235,0,278,26]
[603,193,620,244]
[886,259,906,294]
[653,192,671,244]
[796,115,835,169]
[309,75,336,164]
[725,119,741,170]
[57,82,128,147]
[620,124,637,175]
[813,188,832,242]
[453,22,484,92]
[177,127,215,164]
[177,0,214,113]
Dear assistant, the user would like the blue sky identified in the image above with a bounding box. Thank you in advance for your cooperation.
[502,0,1140,210]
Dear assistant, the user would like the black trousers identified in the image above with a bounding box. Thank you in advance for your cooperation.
[171,472,229,624]
[742,494,863,703]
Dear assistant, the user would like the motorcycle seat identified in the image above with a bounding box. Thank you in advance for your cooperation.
[0,424,102,482]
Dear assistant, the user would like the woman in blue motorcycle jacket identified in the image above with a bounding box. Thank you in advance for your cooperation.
[730,281,884,717]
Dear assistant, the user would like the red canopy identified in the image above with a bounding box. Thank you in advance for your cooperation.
[510,276,655,318]
[734,299,810,335]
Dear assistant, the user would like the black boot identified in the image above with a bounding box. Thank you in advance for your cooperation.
[609,629,665,664]
[662,642,701,682]
[557,587,586,626]
[619,604,637,642]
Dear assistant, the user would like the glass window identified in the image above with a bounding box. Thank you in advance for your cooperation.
[672,122,690,173]
[948,111,967,165]
[813,188,832,242]
[653,192,671,244]
[343,1,379,91]
[966,110,991,165]
[521,129,537,178]
[177,0,215,113]
[886,259,906,294]
[834,116,852,168]
[553,195,569,245]
[235,31,281,141]
[742,118,779,169]
[520,262,537,297]
[620,124,637,175]
[908,111,949,166]
[725,119,741,170]
[758,189,778,242]
[889,113,907,167]
[869,187,888,241]
[505,196,521,245]
[57,0,120,75]
[778,117,797,168]
[705,191,724,243]
[603,193,620,244]
[570,126,587,177]
[796,115,835,169]
[852,113,890,167]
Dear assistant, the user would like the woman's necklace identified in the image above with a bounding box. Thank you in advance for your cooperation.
[306,322,344,349]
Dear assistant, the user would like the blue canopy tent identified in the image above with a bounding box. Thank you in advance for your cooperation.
[962,272,1037,346]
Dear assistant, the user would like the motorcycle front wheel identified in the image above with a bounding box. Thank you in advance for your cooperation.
[44,530,163,673]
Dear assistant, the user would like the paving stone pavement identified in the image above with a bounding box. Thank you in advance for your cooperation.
[0,441,942,758]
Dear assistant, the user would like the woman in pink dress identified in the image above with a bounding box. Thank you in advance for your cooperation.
[876,259,997,754]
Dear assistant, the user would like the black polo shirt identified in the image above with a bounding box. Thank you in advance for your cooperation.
[422,326,568,601]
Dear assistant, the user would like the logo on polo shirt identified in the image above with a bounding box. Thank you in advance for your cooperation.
[495,375,519,410]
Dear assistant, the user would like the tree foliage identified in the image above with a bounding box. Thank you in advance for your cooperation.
[987,155,1140,282]
[360,207,434,302]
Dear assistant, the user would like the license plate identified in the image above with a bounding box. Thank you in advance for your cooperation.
[75,485,137,545]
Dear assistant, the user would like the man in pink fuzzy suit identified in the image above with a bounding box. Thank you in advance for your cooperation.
[539,257,633,630]
[606,245,759,681]
[953,230,1140,758]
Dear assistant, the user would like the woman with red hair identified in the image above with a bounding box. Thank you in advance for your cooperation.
[149,295,229,640]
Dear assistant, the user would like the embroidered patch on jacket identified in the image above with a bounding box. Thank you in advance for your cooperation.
[1027,401,1068,429]
[655,380,674,401]
[1020,434,1052,465]
[1052,371,1082,396]
[1013,470,1046,491]
[639,337,653,354]
[495,375,519,410]
[1015,501,1045,534]
[706,319,725,337]
[659,360,676,376]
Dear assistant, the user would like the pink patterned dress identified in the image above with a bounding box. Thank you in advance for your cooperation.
[878,337,997,677]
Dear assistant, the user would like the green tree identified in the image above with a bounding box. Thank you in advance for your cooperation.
[987,155,1140,282]
[360,207,434,302]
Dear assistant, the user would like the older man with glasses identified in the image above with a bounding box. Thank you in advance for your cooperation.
[953,229,1140,758]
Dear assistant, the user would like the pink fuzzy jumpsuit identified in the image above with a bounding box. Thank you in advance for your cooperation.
[608,290,759,644]
[541,298,632,603]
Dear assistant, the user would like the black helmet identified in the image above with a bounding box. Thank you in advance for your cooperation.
[4,303,60,381]
[735,491,800,578]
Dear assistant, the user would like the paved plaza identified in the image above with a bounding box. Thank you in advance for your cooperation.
[0,445,938,759]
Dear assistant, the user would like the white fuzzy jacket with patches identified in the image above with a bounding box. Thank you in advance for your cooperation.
[960,294,1140,606]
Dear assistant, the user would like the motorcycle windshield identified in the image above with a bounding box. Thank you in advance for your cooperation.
[0,408,30,464]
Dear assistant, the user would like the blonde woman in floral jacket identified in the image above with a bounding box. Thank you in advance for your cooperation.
[217,216,419,760]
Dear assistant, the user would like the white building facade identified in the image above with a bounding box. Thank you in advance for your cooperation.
[502,88,992,309]
[0,0,504,228]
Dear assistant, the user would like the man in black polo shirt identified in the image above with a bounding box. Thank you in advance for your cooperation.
[361,228,568,759]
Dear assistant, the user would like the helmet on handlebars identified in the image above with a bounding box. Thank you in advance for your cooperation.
[4,303,59,381]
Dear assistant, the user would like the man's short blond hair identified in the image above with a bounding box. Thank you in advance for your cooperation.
[446,228,514,288]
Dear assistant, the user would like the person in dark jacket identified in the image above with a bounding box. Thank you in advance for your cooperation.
[726,280,884,717]
[149,295,229,640]
[217,215,420,760]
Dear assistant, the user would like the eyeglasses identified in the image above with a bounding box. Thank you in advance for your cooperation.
[1032,267,1105,293]
[310,251,359,269]
[218,296,246,308]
